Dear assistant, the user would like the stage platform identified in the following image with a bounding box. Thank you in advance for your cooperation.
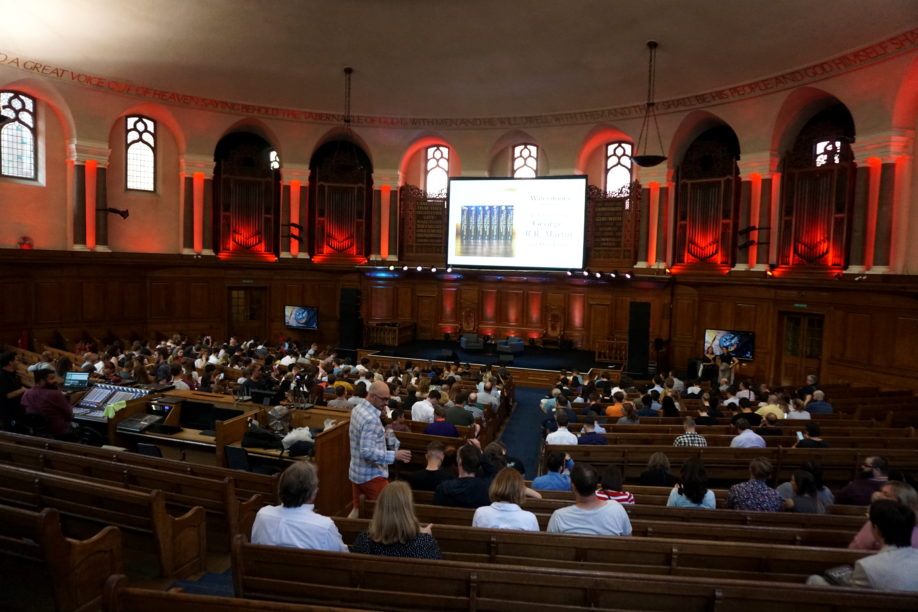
[359,339,613,379]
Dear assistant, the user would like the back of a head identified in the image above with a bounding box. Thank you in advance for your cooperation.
[806,375,817,385]
[680,458,709,504]
[793,469,818,497]
[812,389,825,401]
[869,499,915,548]
[647,451,670,472]
[727,385,739,396]
[555,412,569,428]
[749,457,772,481]
[600,464,624,492]
[489,467,525,504]
[428,389,441,401]
[765,412,778,426]
[613,391,625,403]
[369,481,419,545]
[335,385,345,397]
[546,451,566,473]
[870,456,889,476]
[458,443,482,474]
[433,404,447,418]
[735,418,750,431]
[884,481,918,513]
[583,416,597,431]
[805,421,821,437]
[278,462,319,508]
[570,463,598,497]
[683,416,695,430]
[33,368,55,386]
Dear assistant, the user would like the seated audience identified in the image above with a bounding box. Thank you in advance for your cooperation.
[849,481,918,550]
[577,416,608,445]
[794,421,828,448]
[484,441,526,475]
[21,368,74,438]
[667,458,716,509]
[545,412,577,445]
[660,396,680,418]
[446,391,475,426]
[351,481,441,559]
[423,405,460,437]
[673,416,706,447]
[796,374,820,404]
[411,389,439,423]
[532,451,572,491]
[327,385,350,409]
[693,404,717,426]
[635,394,657,418]
[472,468,539,531]
[776,461,835,507]
[784,469,827,514]
[755,394,785,420]
[595,465,634,504]
[547,463,632,536]
[404,441,452,491]
[730,418,766,448]
[639,452,678,487]
[605,391,625,418]
[785,398,811,420]
[836,456,890,506]
[730,400,762,426]
[756,412,783,436]
[806,389,833,414]
[251,462,348,552]
[616,401,640,424]
[387,409,412,433]
[808,500,918,592]
[726,457,784,512]
[434,442,496,508]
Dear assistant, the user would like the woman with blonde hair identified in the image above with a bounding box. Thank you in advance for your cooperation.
[849,481,918,550]
[350,481,441,558]
[472,468,539,531]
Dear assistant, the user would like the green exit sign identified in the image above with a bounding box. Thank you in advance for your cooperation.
[794,303,808,308]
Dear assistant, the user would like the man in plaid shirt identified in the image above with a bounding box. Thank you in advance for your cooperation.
[673,416,707,447]
[348,380,411,517]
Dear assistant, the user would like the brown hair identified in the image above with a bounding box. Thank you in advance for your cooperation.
[368,481,421,545]
[488,467,525,505]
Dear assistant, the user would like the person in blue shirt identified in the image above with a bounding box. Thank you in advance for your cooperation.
[805,390,833,414]
[636,394,657,418]
[532,451,571,491]
[423,405,460,438]
[577,417,608,445]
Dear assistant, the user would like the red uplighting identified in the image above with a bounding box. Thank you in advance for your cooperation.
[380,185,391,259]
[84,160,98,250]
[193,172,205,254]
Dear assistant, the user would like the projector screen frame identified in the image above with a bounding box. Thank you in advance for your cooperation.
[446,175,588,271]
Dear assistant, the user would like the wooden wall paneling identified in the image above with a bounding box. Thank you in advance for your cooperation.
[81,281,105,322]
[367,282,395,321]
[480,288,498,327]
[892,315,918,370]
[122,282,144,322]
[190,282,210,319]
[568,292,585,347]
[285,283,302,308]
[526,289,543,329]
[396,284,414,321]
[698,299,728,331]
[35,281,62,324]
[415,294,437,338]
[503,289,523,328]
[149,282,170,320]
[440,285,458,327]
[587,302,610,349]
[103,280,124,322]
[612,296,630,339]
[0,281,28,326]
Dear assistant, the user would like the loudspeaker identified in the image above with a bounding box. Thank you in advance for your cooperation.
[498,354,514,364]
[338,288,362,349]
[687,358,702,380]
[626,301,651,378]
[437,349,456,361]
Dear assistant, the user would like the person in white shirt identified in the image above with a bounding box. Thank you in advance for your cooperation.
[251,462,349,552]
[279,351,298,367]
[547,464,632,536]
[735,380,755,401]
[545,412,578,445]
[786,398,812,420]
[730,418,766,448]
[411,389,439,423]
[169,362,190,390]
[473,468,539,531]
[477,381,500,411]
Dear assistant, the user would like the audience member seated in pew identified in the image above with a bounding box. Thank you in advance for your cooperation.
[404,441,452,491]
[577,415,608,445]
[836,456,890,506]
[547,463,632,536]
[251,462,348,552]
[784,470,828,514]
[808,500,918,592]
[351,481,441,559]
[434,441,495,508]
[776,461,835,507]
[21,368,76,439]
[596,465,634,504]
[726,457,785,512]
[731,418,766,448]
[423,405,460,437]
[532,451,571,491]
[639,452,678,487]
[386,409,411,433]
[616,401,640,425]
[472,468,539,532]
[545,412,577,445]
[794,421,828,448]
[849,481,918,550]
[756,412,784,436]
[667,457,716,509]
[326,385,350,409]
[483,441,525,475]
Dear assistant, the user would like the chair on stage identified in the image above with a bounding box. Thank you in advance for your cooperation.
[496,335,525,354]
[542,309,564,348]
[460,333,484,351]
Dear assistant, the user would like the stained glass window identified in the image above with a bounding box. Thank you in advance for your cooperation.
[269,150,280,171]
[605,141,633,202]
[126,115,156,191]
[512,144,538,178]
[425,145,449,196]
[815,140,841,167]
[0,91,37,180]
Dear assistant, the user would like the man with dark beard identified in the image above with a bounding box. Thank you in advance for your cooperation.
[21,368,74,438]
[836,456,890,506]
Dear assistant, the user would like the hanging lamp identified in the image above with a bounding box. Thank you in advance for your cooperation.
[632,41,667,168]
[331,66,364,173]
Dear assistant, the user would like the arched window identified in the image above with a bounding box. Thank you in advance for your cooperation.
[674,126,741,266]
[605,141,633,199]
[125,115,156,191]
[512,143,538,178]
[0,90,37,180]
[779,103,855,268]
[425,145,449,196]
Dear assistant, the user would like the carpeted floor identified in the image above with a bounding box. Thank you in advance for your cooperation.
[499,385,549,479]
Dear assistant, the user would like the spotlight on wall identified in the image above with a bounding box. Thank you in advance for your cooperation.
[416,265,422,272]
[566,270,572,276]
[388,265,395,271]
[98,207,129,219]
[582,270,589,277]
[402,265,409,271]
[664,267,672,275]
[446,267,452,273]
[610,271,617,278]
[765,264,776,278]
[624,272,632,279]
[430,267,437,273]
[595,272,602,279]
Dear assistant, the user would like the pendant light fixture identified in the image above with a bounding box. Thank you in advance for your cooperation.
[632,41,667,168]
[331,66,364,173]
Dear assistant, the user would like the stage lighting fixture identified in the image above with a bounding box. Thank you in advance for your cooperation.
[664,267,672,274]
[416,265,423,272]
[431,267,437,273]
[582,270,589,277]
[388,265,395,271]
[624,272,632,279]
[609,271,617,278]
[566,270,572,276]
[446,267,452,273]
[402,265,409,271]
[833,272,843,280]
[595,272,601,278]
[765,269,774,277]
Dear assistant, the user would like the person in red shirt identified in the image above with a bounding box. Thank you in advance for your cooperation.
[21,368,74,438]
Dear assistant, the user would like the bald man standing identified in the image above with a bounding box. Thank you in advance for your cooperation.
[348,380,411,517]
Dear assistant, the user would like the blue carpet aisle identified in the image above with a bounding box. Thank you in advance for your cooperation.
[170,568,233,597]
[499,385,549,479]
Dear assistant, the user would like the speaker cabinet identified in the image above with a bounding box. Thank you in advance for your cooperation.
[338,288,362,349]
[626,301,650,378]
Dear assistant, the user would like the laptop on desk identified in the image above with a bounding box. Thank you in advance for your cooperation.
[62,371,90,393]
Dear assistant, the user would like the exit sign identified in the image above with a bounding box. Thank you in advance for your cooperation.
[794,303,807,308]
[242,279,254,284]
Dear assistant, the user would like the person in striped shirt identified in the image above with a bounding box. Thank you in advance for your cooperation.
[595,465,635,504]
[673,416,707,447]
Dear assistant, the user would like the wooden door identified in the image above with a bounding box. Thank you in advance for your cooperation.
[228,287,268,341]
[777,312,823,387]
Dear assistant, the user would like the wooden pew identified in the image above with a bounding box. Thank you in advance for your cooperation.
[231,536,918,611]
[0,440,260,551]
[0,463,206,578]
[1,505,122,612]
[0,431,280,504]
[361,501,859,547]
[330,517,868,583]
[102,575,363,612]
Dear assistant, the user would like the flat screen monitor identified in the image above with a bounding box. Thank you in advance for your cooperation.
[704,328,756,361]
[63,371,90,390]
[446,176,587,270]
[284,305,318,330]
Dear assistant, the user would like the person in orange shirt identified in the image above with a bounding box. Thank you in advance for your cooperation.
[605,391,625,418]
